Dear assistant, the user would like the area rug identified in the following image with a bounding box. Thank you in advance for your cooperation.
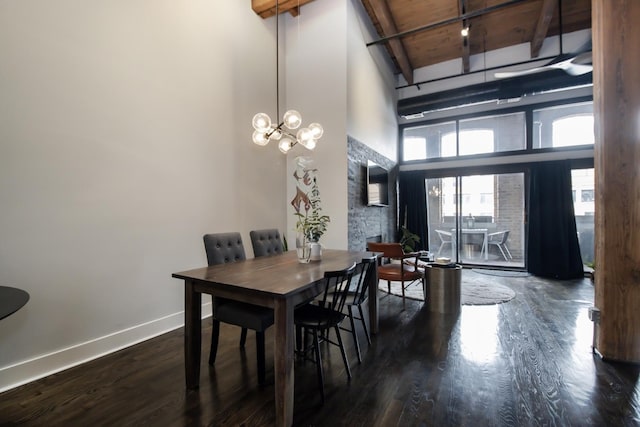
[379,269,517,306]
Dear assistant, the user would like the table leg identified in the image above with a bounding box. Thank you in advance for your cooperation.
[451,239,456,260]
[483,232,488,260]
[274,298,294,426]
[185,280,201,389]
[368,263,379,334]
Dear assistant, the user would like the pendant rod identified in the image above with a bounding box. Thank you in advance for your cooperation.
[276,0,280,122]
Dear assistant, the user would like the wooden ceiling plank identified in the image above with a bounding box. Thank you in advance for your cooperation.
[368,0,530,46]
[252,0,314,19]
[530,0,557,57]
[369,0,414,84]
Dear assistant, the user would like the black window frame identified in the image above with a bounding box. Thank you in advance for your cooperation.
[398,95,594,166]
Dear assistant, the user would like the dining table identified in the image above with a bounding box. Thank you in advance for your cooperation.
[451,228,489,260]
[172,249,379,427]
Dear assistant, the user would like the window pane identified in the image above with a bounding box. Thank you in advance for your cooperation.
[441,132,457,157]
[459,112,525,154]
[426,173,525,268]
[533,102,594,149]
[459,129,494,155]
[402,121,456,160]
[572,168,595,265]
[403,137,427,161]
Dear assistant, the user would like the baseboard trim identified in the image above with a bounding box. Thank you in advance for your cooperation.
[0,303,212,394]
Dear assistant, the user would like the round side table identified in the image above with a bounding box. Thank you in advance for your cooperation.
[0,286,30,320]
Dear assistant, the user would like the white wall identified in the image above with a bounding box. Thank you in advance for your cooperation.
[279,0,399,252]
[0,1,287,391]
[283,0,349,250]
[347,0,398,162]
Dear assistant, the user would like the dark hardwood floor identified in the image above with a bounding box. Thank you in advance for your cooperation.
[2,271,639,426]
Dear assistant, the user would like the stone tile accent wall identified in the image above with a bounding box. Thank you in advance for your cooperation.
[347,136,397,251]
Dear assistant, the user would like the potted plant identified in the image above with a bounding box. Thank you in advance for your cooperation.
[399,226,420,253]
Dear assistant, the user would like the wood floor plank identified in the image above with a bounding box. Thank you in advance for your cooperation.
[1,271,639,426]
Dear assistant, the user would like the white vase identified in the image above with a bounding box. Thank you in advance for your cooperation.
[309,241,322,261]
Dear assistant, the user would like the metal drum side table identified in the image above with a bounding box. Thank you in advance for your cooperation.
[424,264,462,314]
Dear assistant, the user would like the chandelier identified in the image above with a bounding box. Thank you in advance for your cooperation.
[251,1,323,154]
[252,110,323,153]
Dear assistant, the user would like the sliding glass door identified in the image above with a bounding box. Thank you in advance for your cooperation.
[426,172,525,267]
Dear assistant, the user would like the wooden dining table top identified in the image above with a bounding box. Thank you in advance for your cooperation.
[173,249,377,299]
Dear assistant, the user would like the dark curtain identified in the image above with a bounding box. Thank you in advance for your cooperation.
[398,172,427,251]
[528,160,584,279]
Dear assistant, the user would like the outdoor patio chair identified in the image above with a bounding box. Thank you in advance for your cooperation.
[485,230,513,261]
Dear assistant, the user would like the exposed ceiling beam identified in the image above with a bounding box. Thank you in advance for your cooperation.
[367,0,529,47]
[251,0,315,18]
[368,0,414,85]
[459,0,470,73]
[530,0,557,57]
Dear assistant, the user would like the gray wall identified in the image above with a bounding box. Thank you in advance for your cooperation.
[347,136,397,251]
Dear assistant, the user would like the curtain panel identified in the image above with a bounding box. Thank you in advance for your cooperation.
[398,172,427,251]
[528,160,584,279]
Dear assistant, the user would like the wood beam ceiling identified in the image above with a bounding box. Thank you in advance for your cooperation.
[530,0,557,57]
[367,0,414,84]
[251,0,316,18]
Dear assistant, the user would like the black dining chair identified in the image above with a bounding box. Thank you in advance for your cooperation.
[203,232,274,387]
[250,229,285,257]
[338,255,377,363]
[294,263,357,404]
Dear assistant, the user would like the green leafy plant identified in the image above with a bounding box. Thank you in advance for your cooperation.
[399,226,420,253]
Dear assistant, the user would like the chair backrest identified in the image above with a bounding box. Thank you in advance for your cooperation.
[250,229,284,257]
[435,229,452,243]
[314,263,357,324]
[367,242,405,259]
[488,230,509,244]
[203,232,246,266]
[349,256,378,306]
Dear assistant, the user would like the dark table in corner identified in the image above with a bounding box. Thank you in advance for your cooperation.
[0,286,30,320]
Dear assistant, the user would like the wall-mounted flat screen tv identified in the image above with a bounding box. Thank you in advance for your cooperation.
[366,160,389,207]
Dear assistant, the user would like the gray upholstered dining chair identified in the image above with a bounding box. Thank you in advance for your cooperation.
[250,229,285,257]
[203,232,274,386]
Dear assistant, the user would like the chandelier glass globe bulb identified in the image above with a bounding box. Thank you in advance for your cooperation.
[308,122,324,140]
[297,127,315,148]
[252,113,271,132]
[283,110,302,130]
[252,130,270,146]
[303,139,317,150]
[278,137,294,154]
